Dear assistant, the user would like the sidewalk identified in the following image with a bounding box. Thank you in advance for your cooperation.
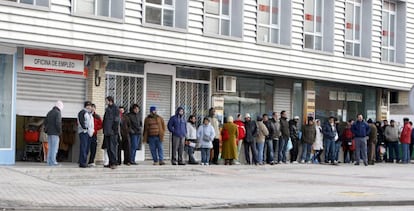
[1,161,414,210]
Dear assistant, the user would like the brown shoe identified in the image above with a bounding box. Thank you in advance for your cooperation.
[159,161,166,165]
[153,162,159,165]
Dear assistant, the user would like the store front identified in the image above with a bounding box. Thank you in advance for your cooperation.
[0,46,16,165]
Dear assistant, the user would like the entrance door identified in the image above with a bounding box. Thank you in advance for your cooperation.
[0,47,16,164]
[144,63,175,160]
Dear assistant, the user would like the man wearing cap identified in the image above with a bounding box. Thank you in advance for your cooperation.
[103,96,120,169]
[77,101,94,168]
[243,113,258,165]
[143,106,166,165]
[384,119,400,163]
[44,100,63,166]
[278,111,290,164]
[400,118,412,164]
[289,116,300,163]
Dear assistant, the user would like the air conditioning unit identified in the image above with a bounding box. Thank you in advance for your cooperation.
[216,75,236,93]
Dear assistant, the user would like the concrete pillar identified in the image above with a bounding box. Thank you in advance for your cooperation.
[303,80,316,124]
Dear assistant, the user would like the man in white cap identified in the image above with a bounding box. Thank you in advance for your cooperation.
[44,100,63,166]
[243,113,258,165]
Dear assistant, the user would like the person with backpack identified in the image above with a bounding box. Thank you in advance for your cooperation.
[342,120,355,163]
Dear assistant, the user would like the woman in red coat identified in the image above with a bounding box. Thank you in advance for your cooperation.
[400,118,412,164]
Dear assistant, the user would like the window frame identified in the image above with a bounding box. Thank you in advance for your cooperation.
[304,0,324,51]
[143,0,176,28]
[72,0,125,21]
[0,0,50,9]
[257,0,281,44]
[204,0,232,37]
[345,0,362,57]
[381,0,397,63]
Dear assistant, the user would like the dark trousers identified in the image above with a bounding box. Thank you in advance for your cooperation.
[272,139,279,162]
[79,133,90,167]
[243,141,258,164]
[290,138,299,162]
[88,135,97,164]
[410,142,414,160]
[388,142,400,161]
[211,138,220,163]
[118,136,131,164]
[105,135,118,166]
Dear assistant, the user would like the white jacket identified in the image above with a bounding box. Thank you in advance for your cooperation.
[313,125,324,150]
[186,122,197,140]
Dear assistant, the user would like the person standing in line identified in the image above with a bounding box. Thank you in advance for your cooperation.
[39,122,48,162]
[128,104,142,165]
[410,122,414,161]
[278,111,290,164]
[342,120,355,164]
[44,101,63,166]
[103,96,120,170]
[197,117,215,166]
[185,115,198,165]
[256,116,269,165]
[334,118,345,164]
[289,116,300,163]
[375,121,385,162]
[208,108,220,165]
[382,119,390,161]
[221,116,239,165]
[118,106,132,166]
[384,120,400,163]
[168,107,187,165]
[143,106,166,165]
[263,114,275,165]
[301,117,316,164]
[233,114,246,164]
[88,104,102,167]
[367,119,378,165]
[77,101,94,168]
[400,118,412,164]
[271,112,281,163]
[243,113,258,165]
[323,116,338,165]
[351,114,370,166]
[312,119,324,164]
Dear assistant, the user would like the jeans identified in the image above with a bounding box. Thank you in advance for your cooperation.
[324,139,335,163]
[148,136,163,162]
[256,142,265,164]
[79,132,90,167]
[388,142,400,162]
[105,135,118,166]
[401,143,410,163]
[334,141,342,161]
[355,137,367,164]
[130,134,141,163]
[185,139,197,163]
[212,138,220,163]
[201,148,210,164]
[278,137,287,163]
[244,140,258,164]
[312,150,322,163]
[47,135,59,166]
[265,139,274,163]
[172,136,185,164]
[301,143,312,162]
[88,135,97,164]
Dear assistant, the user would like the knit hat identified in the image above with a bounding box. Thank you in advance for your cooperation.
[367,119,373,123]
[150,106,156,113]
[245,113,251,118]
[55,100,64,111]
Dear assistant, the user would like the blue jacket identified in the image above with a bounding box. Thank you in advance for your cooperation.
[167,107,187,138]
[351,120,370,138]
[322,122,337,140]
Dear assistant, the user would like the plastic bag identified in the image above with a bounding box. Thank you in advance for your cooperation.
[286,138,293,152]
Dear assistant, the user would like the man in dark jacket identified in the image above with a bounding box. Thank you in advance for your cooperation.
[367,119,378,165]
[44,100,63,166]
[243,113,258,165]
[128,104,142,165]
[351,114,370,166]
[117,106,131,166]
[301,117,316,163]
[278,110,290,163]
[103,96,120,169]
[263,114,275,164]
[168,107,187,165]
[323,116,338,165]
[289,116,300,163]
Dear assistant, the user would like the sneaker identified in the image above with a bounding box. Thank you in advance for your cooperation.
[153,162,159,166]
[300,160,305,164]
[333,161,338,165]
[88,163,96,167]
[159,161,166,165]
[307,161,312,164]
[278,161,282,164]
[292,161,298,164]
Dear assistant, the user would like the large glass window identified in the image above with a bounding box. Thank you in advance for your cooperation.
[144,0,188,29]
[257,0,280,44]
[304,0,323,50]
[74,0,124,19]
[0,54,13,148]
[382,1,396,63]
[204,0,243,38]
[345,0,361,57]
[3,0,49,7]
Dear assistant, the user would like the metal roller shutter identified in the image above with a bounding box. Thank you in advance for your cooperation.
[145,74,172,160]
[16,72,86,118]
[274,88,292,118]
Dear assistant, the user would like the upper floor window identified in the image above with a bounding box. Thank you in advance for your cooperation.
[257,0,291,46]
[345,0,361,57]
[73,0,124,19]
[143,0,188,29]
[304,0,334,52]
[204,0,243,38]
[4,0,49,7]
[382,0,405,64]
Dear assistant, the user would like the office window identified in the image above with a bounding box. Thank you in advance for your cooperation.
[345,0,361,57]
[74,0,124,19]
[257,0,291,45]
[304,0,334,52]
[204,0,243,38]
[382,1,396,63]
[4,0,49,7]
[144,0,188,29]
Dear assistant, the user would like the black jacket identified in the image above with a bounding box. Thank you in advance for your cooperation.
[289,120,299,140]
[244,120,258,143]
[263,120,274,140]
[128,112,142,135]
[280,117,290,139]
[44,106,62,136]
[103,104,120,136]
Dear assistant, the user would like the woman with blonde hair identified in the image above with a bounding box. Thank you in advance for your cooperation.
[221,116,238,165]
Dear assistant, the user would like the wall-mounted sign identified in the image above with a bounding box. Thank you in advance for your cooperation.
[24,48,85,77]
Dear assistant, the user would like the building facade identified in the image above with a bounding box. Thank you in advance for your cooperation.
[0,0,413,164]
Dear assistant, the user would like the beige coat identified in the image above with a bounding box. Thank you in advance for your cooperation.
[256,121,269,143]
